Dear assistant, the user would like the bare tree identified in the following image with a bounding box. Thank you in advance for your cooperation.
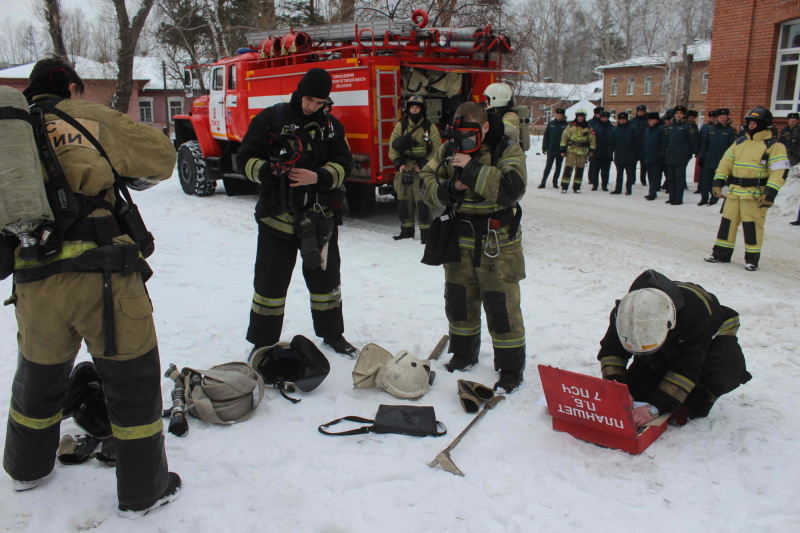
[43,0,68,57]
[110,0,157,112]
[0,20,46,66]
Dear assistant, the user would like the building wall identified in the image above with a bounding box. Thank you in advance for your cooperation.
[707,0,800,128]
[600,62,709,119]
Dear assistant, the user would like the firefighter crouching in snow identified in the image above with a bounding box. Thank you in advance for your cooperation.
[237,68,357,357]
[598,270,751,427]
[3,57,180,517]
[420,102,527,393]
[559,109,595,193]
[388,95,442,243]
[704,107,789,271]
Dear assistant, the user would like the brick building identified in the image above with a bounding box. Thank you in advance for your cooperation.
[514,80,603,130]
[596,41,711,123]
[706,0,800,129]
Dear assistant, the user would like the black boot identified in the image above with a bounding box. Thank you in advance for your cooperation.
[420,228,429,244]
[119,472,182,519]
[494,370,523,393]
[445,353,479,372]
[323,335,358,357]
[393,227,414,240]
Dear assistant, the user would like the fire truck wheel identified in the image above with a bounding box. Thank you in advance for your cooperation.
[178,140,217,197]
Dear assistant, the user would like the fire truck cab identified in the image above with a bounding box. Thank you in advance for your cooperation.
[173,12,515,214]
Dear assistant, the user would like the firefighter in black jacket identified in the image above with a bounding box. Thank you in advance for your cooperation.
[598,270,751,427]
[237,68,357,357]
[538,108,568,189]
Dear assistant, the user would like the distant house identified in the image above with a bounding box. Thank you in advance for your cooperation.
[596,41,711,123]
[706,1,800,128]
[514,80,603,131]
[0,56,189,135]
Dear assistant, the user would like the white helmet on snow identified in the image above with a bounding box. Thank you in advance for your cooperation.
[484,83,513,108]
[352,344,432,399]
[615,288,677,355]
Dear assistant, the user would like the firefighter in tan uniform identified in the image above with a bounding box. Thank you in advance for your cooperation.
[483,82,520,143]
[3,57,180,517]
[420,102,527,393]
[389,95,441,243]
[704,107,789,271]
[559,110,595,193]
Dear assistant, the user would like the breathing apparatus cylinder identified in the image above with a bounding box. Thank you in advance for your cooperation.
[0,86,53,259]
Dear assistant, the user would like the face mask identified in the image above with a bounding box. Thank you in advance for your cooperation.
[445,115,482,153]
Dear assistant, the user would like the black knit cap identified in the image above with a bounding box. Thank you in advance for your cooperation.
[296,68,332,100]
[23,56,84,100]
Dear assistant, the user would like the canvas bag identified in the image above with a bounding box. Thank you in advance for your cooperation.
[318,405,447,437]
[183,363,265,425]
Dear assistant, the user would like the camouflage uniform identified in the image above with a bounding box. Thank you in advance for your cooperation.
[388,115,442,240]
[559,121,596,191]
[420,136,527,379]
[4,94,175,508]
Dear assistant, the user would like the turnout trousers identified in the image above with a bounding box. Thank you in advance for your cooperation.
[443,242,526,374]
[4,272,169,508]
[248,222,344,347]
[711,196,767,266]
[393,171,431,235]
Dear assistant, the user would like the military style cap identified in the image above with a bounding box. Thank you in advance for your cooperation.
[673,105,687,113]
[687,109,698,117]
[716,108,730,116]
[788,112,800,119]
[646,111,660,120]
[555,108,566,114]
[593,106,604,114]
[617,111,629,119]
[636,104,647,111]
[600,111,610,118]
[707,110,718,118]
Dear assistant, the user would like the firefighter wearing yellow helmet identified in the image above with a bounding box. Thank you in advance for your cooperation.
[559,109,595,193]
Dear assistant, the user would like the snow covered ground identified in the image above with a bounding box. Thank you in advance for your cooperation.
[1,138,799,532]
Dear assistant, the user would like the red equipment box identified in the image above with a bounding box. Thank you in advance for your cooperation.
[538,364,669,455]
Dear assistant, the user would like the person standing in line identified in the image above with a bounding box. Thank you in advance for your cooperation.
[780,112,800,225]
[661,105,699,205]
[697,109,735,206]
[559,110,595,194]
[589,111,614,191]
[586,106,604,190]
[539,108,568,189]
[631,105,649,185]
[642,111,666,200]
[704,107,789,271]
[610,111,641,195]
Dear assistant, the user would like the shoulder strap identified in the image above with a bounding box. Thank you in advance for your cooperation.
[318,416,375,436]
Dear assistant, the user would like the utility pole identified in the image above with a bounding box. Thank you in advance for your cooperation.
[162,60,170,137]
[681,43,693,110]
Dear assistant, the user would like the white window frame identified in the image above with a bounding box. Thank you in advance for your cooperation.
[701,72,709,94]
[643,76,652,95]
[661,74,669,96]
[168,97,184,123]
[610,78,618,96]
[626,77,635,96]
[139,98,153,123]
[544,107,552,123]
[772,19,800,114]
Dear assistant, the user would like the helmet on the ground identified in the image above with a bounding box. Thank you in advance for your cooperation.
[615,288,676,355]
[353,344,432,399]
[483,83,513,108]
[63,362,112,439]
[405,95,426,115]
[744,107,773,127]
[248,335,330,392]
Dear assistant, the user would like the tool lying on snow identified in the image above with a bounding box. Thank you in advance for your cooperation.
[427,335,449,361]
[164,364,189,437]
[428,395,504,476]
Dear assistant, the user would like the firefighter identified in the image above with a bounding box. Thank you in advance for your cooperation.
[4,57,180,517]
[420,102,527,393]
[704,107,789,271]
[598,270,751,427]
[559,109,596,193]
[660,105,699,205]
[237,68,357,356]
[697,108,735,206]
[538,107,568,189]
[483,82,520,143]
[388,95,442,243]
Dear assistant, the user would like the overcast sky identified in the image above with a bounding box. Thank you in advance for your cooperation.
[0,0,97,24]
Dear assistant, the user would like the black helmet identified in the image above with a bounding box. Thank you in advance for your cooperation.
[269,133,302,172]
[248,335,330,393]
[63,362,112,439]
[405,95,426,115]
[744,107,773,127]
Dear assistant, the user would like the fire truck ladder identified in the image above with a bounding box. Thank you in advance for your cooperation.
[248,20,428,46]
[375,68,399,174]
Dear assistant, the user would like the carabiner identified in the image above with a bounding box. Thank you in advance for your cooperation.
[483,220,500,259]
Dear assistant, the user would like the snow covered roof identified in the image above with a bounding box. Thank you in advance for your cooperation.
[596,40,711,71]
[516,79,603,101]
[0,55,182,90]
[563,98,603,121]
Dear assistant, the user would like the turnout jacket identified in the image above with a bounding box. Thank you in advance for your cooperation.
[388,115,442,170]
[779,124,800,166]
[560,121,596,157]
[713,129,789,203]
[698,119,736,169]
[542,118,568,154]
[597,271,739,414]
[610,122,641,165]
[13,94,176,281]
[498,109,521,143]
[237,96,353,235]
[661,118,699,164]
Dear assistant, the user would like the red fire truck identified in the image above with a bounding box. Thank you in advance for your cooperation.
[173,10,516,213]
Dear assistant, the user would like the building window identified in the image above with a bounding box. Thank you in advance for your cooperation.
[643,76,652,95]
[139,99,153,123]
[609,109,616,116]
[626,109,632,116]
[626,77,635,96]
[168,98,183,122]
[701,72,709,94]
[661,74,669,96]
[610,78,618,96]
[773,20,800,113]
[544,107,552,123]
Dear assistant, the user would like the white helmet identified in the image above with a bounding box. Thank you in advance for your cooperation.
[484,83,513,108]
[615,289,677,355]
[353,344,431,399]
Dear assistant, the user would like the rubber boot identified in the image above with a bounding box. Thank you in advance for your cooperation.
[393,227,414,241]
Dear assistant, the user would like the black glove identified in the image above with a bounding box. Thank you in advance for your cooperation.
[401,170,414,185]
